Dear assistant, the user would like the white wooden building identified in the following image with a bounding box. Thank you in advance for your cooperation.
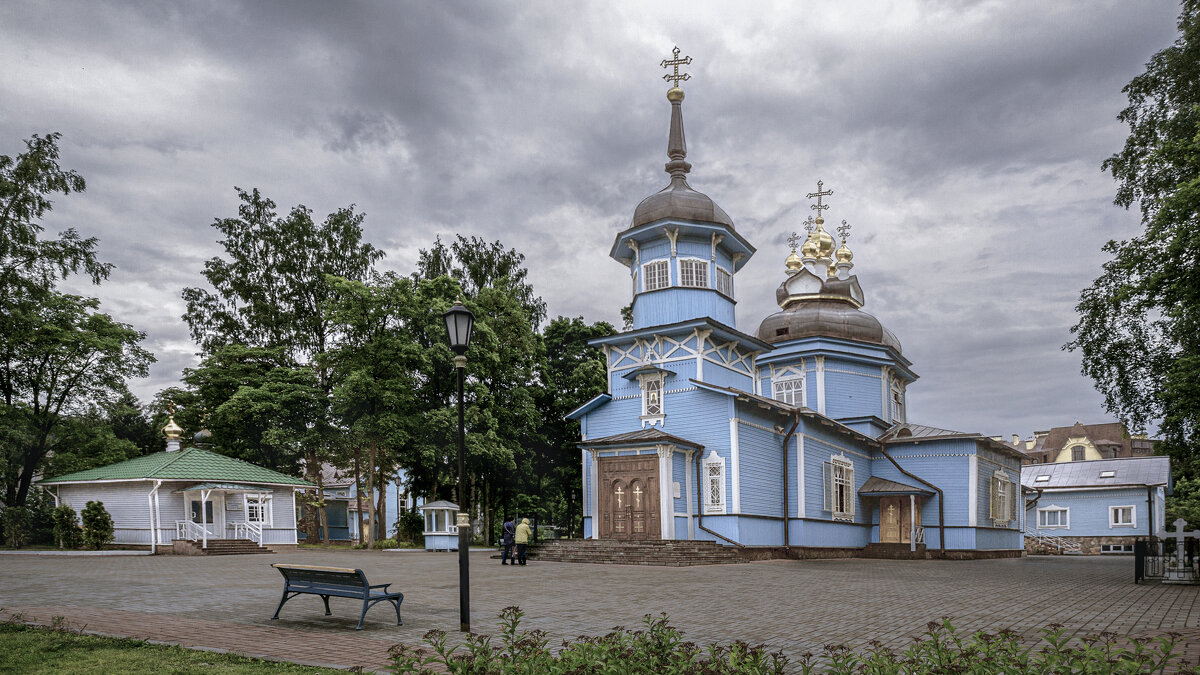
[37,417,314,552]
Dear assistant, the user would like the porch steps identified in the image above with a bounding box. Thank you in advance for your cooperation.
[533,539,747,566]
[173,539,275,555]
[860,542,928,560]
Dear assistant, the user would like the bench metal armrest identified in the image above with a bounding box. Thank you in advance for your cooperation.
[369,583,391,590]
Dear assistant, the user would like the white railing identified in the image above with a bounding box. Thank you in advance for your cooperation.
[229,521,264,546]
[913,526,925,544]
[1024,527,1082,554]
[176,520,213,542]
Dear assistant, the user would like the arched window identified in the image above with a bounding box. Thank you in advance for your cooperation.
[1071,445,1085,461]
[702,451,726,514]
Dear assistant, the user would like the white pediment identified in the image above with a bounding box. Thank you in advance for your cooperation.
[785,269,825,296]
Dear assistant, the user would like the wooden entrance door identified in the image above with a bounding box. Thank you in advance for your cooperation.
[597,456,660,540]
[879,496,920,543]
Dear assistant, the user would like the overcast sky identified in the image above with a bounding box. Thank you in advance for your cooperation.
[0,1,1182,440]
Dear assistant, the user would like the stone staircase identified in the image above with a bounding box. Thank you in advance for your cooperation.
[533,539,747,566]
[860,542,928,560]
[173,538,275,555]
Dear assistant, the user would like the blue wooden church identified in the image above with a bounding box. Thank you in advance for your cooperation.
[567,50,1026,558]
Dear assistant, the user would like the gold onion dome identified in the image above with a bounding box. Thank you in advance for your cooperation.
[836,240,853,263]
[800,236,820,259]
[162,415,184,440]
[812,218,836,259]
[785,250,804,271]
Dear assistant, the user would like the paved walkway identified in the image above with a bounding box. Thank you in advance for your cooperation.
[2,550,1199,672]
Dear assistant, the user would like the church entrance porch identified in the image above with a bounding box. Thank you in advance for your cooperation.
[597,456,660,540]
[879,496,922,544]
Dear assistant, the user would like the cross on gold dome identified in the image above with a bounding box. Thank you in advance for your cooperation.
[807,180,833,218]
[787,231,801,253]
[837,219,851,241]
[661,46,692,89]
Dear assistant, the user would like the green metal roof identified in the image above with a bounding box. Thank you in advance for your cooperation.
[38,447,315,487]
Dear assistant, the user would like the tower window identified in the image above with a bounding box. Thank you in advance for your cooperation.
[890,381,905,423]
[679,259,709,288]
[643,260,669,291]
[773,377,804,406]
[716,267,733,297]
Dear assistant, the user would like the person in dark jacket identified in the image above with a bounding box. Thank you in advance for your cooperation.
[500,515,516,565]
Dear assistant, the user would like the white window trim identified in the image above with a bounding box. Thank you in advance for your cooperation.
[1037,506,1069,529]
[642,259,669,292]
[639,372,666,426]
[824,453,855,522]
[677,257,710,289]
[990,470,1016,527]
[1110,504,1136,528]
[772,376,805,407]
[890,380,906,424]
[244,494,273,527]
[702,450,726,514]
[715,266,733,297]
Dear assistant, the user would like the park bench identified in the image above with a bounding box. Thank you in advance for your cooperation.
[270,563,403,630]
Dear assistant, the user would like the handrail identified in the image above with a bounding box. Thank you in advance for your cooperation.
[1024,526,1081,554]
[229,521,264,546]
[175,520,213,542]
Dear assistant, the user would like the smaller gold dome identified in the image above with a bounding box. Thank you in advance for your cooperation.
[785,251,804,271]
[800,236,820,259]
[667,87,685,102]
[163,415,184,441]
[811,221,835,259]
[836,241,853,263]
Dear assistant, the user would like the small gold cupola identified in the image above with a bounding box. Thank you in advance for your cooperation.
[163,411,184,453]
[834,218,854,279]
[785,231,805,272]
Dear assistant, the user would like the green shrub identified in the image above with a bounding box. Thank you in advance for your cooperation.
[2,506,31,548]
[388,611,1197,675]
[394,510,423,546]
[80,501,114,550]
[25,489,56,545]
[51,505,82,549]
[373,537,398,549]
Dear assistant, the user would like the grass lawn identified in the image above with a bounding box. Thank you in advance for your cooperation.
[0,622,345,674]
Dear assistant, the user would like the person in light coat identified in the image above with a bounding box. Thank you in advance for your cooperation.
[514,517,532,566]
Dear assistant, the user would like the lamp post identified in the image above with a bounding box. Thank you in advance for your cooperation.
[443,300,475,633]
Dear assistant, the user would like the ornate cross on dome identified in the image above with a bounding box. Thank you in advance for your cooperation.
[807,180,833,217]
[803,215,815,233]
[837,219,851,241]
[661,46,692,88]
[787,231,801,252]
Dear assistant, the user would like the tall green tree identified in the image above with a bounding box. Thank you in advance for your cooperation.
[0,133,152,506]
[1068,0,1200,472]
[0,293,152,506]
[181,188,384,534]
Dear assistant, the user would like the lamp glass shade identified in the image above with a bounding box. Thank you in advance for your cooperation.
[443,302,475,354]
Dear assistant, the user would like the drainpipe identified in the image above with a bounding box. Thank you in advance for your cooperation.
[781,413,801,550]
[879,441,944,556]
[696,452,744,548]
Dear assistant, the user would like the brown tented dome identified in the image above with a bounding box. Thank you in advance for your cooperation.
[756,298,902,352]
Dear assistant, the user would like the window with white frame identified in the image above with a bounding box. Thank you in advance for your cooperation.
[1110,505,1135,528]
[773,377,804,406]
[716,267,733,297]
[640,373,664,418]
[703,451,726,514]
[679,259,709,288]
[245,494,272,525]
[1037,506,1069,529]
[823,455,855,521]
[643,260,669,291]
[890,381,906,423]
[990,471,1016,526]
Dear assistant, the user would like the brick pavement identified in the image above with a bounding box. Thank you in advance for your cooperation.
[2,550,1199,672]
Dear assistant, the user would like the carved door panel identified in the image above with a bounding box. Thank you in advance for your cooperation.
[880,497,902,543]
[597,456,660,541]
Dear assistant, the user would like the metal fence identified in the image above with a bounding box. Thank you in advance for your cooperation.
[1135,537,1200,584]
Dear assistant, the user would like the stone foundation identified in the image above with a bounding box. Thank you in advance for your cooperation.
[1026,536,1137,556]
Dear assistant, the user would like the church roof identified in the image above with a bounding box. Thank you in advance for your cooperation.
[858,476,934,497]
[883,423,1029,460]
[1040,422,1130,453]
[589,317,770,353]
[579,429,704,451]
[37,447,315,488]
[1021,456,1170,490]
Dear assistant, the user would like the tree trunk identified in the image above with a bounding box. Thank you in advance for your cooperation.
[317,475,329,544]
[366,440,377,549]
[376,466,387,540]
[354,446,363,545]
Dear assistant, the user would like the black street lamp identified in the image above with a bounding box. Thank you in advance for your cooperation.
[443,300,474,633]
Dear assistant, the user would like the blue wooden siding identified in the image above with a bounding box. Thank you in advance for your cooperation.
[823,358,884,420]
[737,416,784,517]
[672,451,688,515]
[799,424,872,526]
[633,287,735,327]
[790,518,871,548]
[1029,488,1152,537]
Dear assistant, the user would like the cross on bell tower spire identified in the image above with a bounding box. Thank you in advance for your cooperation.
[807,180,833,222]
[661,46,692,90]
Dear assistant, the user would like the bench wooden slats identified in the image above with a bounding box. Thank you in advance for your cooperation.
[269,564,403,630]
